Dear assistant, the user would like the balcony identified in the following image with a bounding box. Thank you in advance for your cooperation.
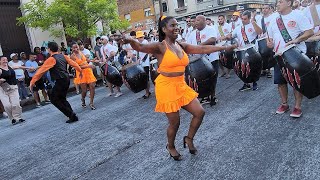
[175,6,187,12]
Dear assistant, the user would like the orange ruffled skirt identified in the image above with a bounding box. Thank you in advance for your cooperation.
[74,68,97,85]
[154,74,198,113]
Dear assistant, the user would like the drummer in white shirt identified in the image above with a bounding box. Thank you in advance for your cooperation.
[231,11,242,31]
[303,0,320,38]
[259,4,277,78]
[187,15,220,106]
[227,10,263,91]
[216,15,233,78]
[100,35,123,97]
[266,0,314,118]
[135,31,151,99]
[182,17,193,42]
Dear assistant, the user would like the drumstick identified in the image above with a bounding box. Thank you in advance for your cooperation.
[275,40,281,53]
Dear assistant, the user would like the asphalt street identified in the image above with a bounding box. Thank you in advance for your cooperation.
[1,71,320,180]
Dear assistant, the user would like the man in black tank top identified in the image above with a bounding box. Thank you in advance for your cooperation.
[30,42,83,123]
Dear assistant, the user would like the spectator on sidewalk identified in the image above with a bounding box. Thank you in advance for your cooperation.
[34,47,45,65]
[20,52,32,96]
[25,52,50,107]
[0,56,25,125]
[8,53,30,100]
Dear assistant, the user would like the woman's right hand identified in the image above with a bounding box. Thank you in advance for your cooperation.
[122,35,133,44]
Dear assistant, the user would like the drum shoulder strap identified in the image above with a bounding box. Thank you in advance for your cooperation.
[261,17,266,34]
[241,26,250,44]
[310,5,320,28]
[276,16,293,43]
[218,25,224,37]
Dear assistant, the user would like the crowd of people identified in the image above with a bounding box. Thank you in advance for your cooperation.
[0,0,319,160]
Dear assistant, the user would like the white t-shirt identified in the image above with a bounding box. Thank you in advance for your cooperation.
[302,4,320,33]
[187,26,219,62]
[232,23,258,47]
[216,23,232,37]
[100,43,118,61]
[136,39,150,67]
[182,26,193,40]
[81,48,91,57]
[8,60,25,79]
[258,13,277,36]
[268,11,313,53]
[231,18,242,31]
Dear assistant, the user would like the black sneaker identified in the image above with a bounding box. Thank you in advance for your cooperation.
[252,82,258,91]
[210,96,218,106]
[267,72,272,78]
[12,119,17,125]
[66,114,79,124]
[18,119,26,123]
[200,97,211,105]
[239,84,251,92]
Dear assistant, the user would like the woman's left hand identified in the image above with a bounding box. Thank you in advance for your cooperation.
[0,78,6,84]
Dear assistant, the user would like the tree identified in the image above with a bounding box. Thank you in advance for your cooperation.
[17,0,130,39]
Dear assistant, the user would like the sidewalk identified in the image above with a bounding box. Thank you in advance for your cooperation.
[19,78,103,107]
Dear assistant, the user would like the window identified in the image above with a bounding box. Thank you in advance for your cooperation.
[144,8,151,17]
[162,2,168,12]
[177,0,185,8]
[125,14,131,21]
[217,0,223,5]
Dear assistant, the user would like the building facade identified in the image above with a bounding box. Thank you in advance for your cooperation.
[155,0,276,27]
[117,0,157,32]
[0,0,66,57]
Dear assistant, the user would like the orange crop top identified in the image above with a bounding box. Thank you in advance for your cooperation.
[157,41,189,73]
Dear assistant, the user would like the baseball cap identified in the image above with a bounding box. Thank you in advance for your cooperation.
[10,53,17,59]
[101,36,109,41]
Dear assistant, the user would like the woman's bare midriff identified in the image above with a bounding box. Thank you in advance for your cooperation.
[159,71,184,77]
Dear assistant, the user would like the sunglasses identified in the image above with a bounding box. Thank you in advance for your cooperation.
[186,21,190,22]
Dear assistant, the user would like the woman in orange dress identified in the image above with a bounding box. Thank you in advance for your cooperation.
[123,16,236,161]
[71,42,97,110]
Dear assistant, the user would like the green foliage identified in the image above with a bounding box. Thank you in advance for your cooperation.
[17,0,129,39]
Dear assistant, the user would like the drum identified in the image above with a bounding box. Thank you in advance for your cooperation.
[150,59,159,85]
[257,37,276,69]
[101,64,123,87]
[234,44,262,83]
[275,44,320,99]
[219,50,234,69]
[185,55,216,98]
[306,40,320,58]
[121,63,148,93]
[112,60,123,71]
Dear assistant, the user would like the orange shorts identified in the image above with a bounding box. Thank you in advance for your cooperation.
[154,74,198,113]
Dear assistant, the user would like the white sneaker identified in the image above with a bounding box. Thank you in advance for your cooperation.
[36,103,42,108]
[114,92,123,97]
[2,112,8,118]
[107,93,115,97]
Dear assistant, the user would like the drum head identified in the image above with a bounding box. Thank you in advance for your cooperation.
[275,44,296,56]
[234,44,256,52]
[150,59,158,64]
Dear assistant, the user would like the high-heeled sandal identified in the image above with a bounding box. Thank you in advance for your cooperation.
[166,145,182,161]
[142,92,151,99]
[81,99,86,108]
[89,103,96,110]
[183,136,198,155]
